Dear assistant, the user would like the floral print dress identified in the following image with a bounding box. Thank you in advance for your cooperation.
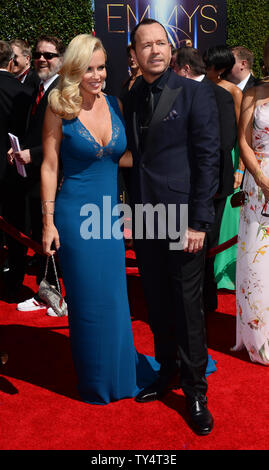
[234,101,269,364]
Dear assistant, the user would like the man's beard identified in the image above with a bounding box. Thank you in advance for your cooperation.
[37,62,61,81]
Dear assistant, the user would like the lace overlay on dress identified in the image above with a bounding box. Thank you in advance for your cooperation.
[75,97,121,159]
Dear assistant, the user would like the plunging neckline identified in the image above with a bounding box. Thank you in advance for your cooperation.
[76,95,114,148]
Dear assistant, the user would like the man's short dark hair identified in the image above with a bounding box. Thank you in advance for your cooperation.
[34,35,66,56]
[0,40,13,68]
[230,45,254,70]
[176,47,206,76]
[130,18,169,50]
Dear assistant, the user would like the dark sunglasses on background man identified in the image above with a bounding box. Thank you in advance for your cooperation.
[33,52,59,60]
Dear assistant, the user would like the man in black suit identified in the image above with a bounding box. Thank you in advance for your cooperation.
[10,39,40,95]
[175,46,237,312]
[226,46,257,93]
[6,36,65,309]
[123,19,220,435]
[0,41,32,363]
[0,41,32,265]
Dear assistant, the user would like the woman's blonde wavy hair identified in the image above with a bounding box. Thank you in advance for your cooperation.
[49,34,107,120]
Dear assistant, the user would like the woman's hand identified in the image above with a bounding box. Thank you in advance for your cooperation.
[260,175,269,202]
[234,170,244,189]
[42,223,60,256]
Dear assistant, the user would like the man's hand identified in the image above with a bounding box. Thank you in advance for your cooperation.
[183,227,206,253]
[14,149,31,165]
[7,148,14,165]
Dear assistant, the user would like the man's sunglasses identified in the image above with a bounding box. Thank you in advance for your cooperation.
[33,52,59,60]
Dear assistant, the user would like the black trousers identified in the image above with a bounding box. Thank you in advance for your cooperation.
[203,197,227,311]
[133,238,208,399]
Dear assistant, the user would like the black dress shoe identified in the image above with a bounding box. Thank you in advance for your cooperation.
[187,395,214,435]
[135,374,180,403]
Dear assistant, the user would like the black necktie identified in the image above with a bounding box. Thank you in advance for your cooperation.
[140,86,154,151]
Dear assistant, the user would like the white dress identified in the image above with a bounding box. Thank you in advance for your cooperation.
[234,101,269,364]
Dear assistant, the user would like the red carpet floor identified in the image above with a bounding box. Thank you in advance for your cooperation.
[0,255,269,451]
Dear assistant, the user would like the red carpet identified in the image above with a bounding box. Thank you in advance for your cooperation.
[0,253,269,451]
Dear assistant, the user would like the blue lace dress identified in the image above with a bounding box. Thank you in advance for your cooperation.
[54,95,216,404]
[54,96,159,404]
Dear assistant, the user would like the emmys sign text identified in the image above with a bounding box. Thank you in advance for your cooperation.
[94,0,227,95]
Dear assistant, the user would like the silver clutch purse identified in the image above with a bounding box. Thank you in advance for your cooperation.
[38,255,67,317]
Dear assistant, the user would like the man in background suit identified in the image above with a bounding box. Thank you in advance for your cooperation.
[175,46,237,312]
[124,19,220,435]
[0,40,32,365]
[226,45,257,92]
[0,41,32,269]
[5,36,65,310]
[10,39,40,95]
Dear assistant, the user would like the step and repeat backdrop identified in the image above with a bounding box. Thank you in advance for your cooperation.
[93,0,227,96]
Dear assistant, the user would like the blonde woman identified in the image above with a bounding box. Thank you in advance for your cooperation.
[41,34,159,404]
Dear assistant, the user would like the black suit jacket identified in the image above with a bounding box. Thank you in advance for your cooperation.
[21,76,59,196]
[23,68,41,96]
[0,71,32,183]
[124,70,220,234]
[243,73,257,93]
[203,77,237,198]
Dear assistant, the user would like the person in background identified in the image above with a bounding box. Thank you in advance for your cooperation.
[9,39,41,269]
[169,47,178,70]
[10,39,40,94]
[226,45,257,93]
[0,40,31,363]
[170,41,192,71]
[0,41,31,285]
[120,44,142,100]
[203,45,243,127]
[6,36,65,315]
[119,44,142,222]
[204,45,244,293]
[233,37,269,364]
[175,46,236,312]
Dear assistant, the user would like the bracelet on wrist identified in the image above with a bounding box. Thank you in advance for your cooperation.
[41,200,55,216]
[42,211,54,216]
[235,169,244,175]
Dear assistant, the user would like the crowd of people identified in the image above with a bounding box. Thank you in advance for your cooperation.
[0,19,268,436]
[0,35,65,316]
